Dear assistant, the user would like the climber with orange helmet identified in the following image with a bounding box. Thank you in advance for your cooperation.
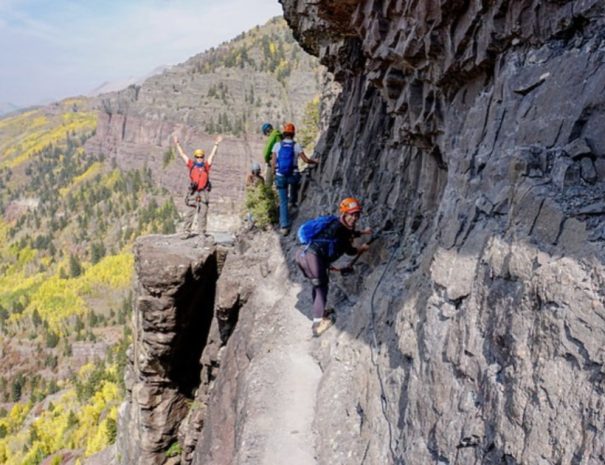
[173,133,223,239]
[271,122,318,235]
[261,122,282,187]
[295,197,372,337]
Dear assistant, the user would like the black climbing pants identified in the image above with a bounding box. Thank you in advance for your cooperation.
[295,248,329,320]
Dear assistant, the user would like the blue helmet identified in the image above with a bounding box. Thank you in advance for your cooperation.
[261,122,273,135]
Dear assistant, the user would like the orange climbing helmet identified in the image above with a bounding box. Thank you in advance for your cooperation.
[339,197,362,214]
[283,122,296,134]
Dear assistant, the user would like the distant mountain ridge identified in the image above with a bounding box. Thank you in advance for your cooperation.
[92,16,321,139]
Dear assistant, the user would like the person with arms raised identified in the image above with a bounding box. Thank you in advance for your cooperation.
[173,134,223,239]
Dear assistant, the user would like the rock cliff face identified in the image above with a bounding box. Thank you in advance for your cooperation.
[278,1,605,463]
[117,232,291,465]
[195,1,603,464]
[119,2,605,465]
[117,236,221,465]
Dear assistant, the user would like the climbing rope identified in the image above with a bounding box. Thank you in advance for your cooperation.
[361,236,405,465]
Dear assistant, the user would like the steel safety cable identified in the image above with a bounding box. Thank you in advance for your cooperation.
[361,237,406,465]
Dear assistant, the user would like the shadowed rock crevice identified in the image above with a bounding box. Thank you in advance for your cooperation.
[216,294,241,344]
[168,254,218,397]
[180,234,284,465]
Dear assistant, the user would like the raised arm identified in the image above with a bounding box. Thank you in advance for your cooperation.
[172,135,189,163]
[207,135,223,165]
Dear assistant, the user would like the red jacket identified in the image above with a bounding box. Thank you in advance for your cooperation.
[187,159,212,191]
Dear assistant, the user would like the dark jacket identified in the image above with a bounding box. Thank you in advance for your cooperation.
[308,219,360,263]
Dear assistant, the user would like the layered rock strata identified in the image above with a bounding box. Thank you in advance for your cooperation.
[86,96,262,233]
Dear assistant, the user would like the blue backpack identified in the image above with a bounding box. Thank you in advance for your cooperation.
[297,215,339,256]
[276,140,296,176]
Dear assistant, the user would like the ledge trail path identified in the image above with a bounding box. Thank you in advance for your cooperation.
[234,253,322,465]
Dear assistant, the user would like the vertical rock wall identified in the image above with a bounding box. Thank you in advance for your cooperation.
[275,1,605,464]
[117,236,218,465]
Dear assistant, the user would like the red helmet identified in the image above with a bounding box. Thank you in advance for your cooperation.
[339,197,362,214]
[283,122,296,134]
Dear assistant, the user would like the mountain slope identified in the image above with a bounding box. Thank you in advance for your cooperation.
[87,16,323,232]
[0,96,181,465]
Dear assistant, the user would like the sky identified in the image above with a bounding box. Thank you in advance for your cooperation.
[0,0,283,107]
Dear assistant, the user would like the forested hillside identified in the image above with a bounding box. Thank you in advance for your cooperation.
[117,16,320,135]
[0,99,179,464]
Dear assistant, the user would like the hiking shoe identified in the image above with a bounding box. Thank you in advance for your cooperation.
[324,308,336,320]
[312,317,334,337]
[280,228,290,236]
